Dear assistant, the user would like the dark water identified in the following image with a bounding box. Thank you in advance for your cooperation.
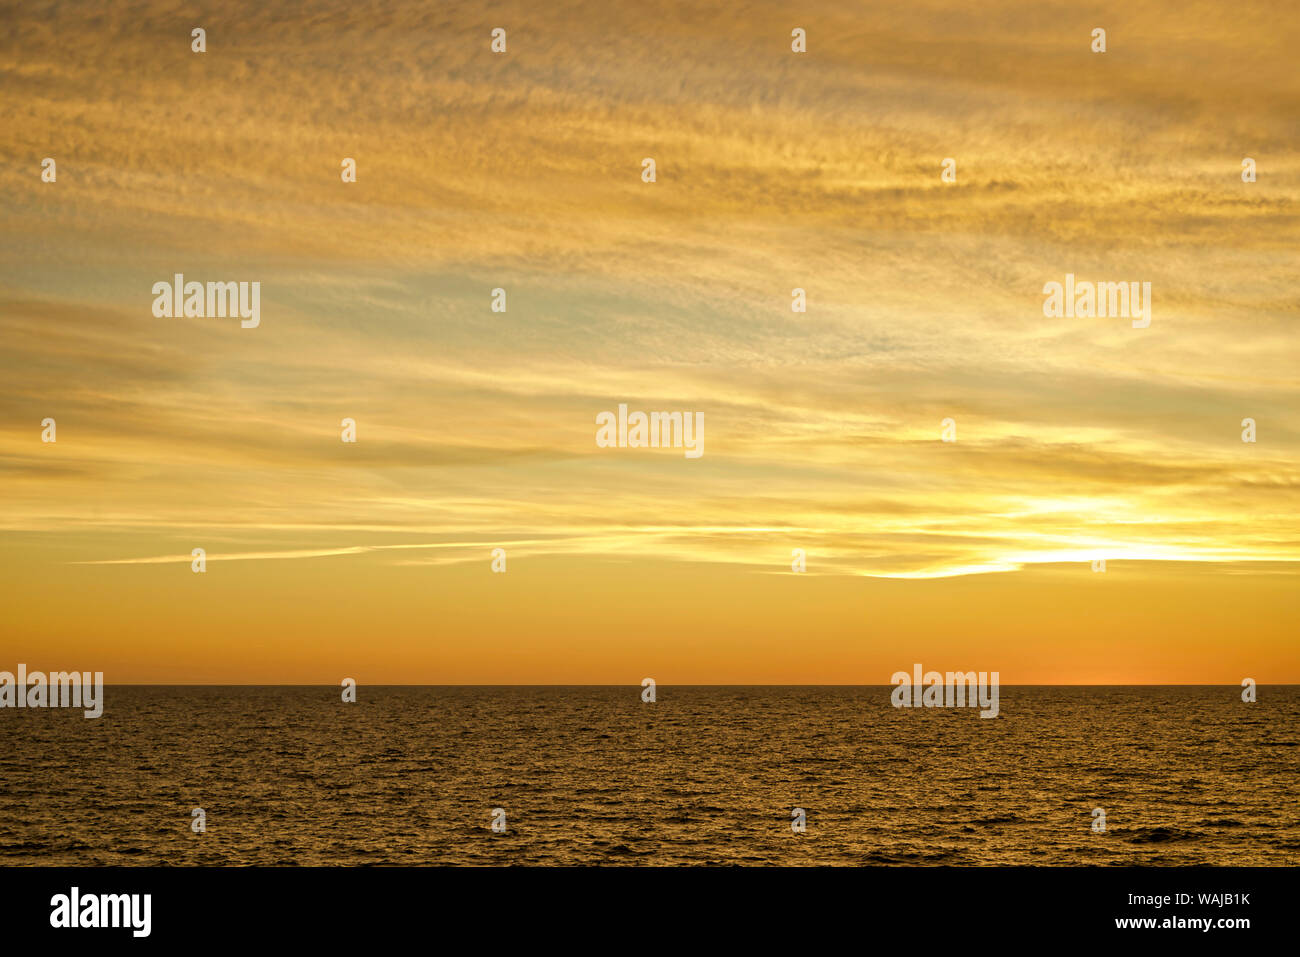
[1,686,1296,865]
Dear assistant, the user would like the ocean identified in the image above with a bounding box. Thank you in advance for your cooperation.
[1,686,1296,865]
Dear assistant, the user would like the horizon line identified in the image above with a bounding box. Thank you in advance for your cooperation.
[62,682,1296,688]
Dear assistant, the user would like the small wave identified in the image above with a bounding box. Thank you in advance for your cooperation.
[1122,827,1201,844]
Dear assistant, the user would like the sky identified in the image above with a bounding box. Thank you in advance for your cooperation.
[1,0,1297,683]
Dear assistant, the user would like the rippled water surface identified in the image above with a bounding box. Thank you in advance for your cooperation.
[1,686,1296,865]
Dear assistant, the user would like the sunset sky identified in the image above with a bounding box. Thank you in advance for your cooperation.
[1,0,1296,683]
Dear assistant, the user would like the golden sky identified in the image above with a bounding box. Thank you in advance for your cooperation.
[1,1,1297,682]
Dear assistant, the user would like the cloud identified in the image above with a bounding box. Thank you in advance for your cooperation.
[0,0,1296,585]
